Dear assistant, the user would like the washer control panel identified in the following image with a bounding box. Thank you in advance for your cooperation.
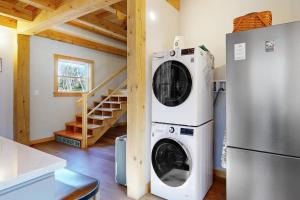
[181,48,195,55]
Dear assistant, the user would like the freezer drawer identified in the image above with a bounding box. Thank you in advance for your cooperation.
[227,21,300,157]
[227,147,300,200]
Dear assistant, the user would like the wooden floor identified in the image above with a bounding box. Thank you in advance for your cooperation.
[33,126,226,200]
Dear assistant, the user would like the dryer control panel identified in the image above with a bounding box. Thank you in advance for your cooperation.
[180,128,194,136]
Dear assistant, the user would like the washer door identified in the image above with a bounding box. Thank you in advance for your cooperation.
[152,138,192,187]
[153,60,192,107]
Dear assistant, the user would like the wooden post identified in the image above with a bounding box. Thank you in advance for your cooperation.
[82,94,88,149]
[13,34,30,145]
[126,0,147,199]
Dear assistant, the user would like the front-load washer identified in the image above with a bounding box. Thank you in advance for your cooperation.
[150,122,213,200]
[152,47,214,126]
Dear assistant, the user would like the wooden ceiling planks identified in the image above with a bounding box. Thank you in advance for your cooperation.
[18,0,58,11]
[0,0,36,21]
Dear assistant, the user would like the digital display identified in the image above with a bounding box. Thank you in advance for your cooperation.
[181,48,195,55]
[180,128,194,136]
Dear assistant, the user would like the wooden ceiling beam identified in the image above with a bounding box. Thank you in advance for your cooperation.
[36,29,127,57]
[18,0,57,11]
[111,0,126,15]
[79,14,126,37]
[166,0,180,11]
[0,15,17,28]
[17,0,123,35]
[103,6,126,20]
[66,20,127,44]
[0,0,34,21]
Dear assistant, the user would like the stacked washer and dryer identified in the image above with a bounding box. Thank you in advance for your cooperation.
[151,47,214,200]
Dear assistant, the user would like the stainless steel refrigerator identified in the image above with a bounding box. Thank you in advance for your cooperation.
[227,21,300,200]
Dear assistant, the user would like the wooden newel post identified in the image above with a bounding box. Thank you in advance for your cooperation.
[82,94,88,149]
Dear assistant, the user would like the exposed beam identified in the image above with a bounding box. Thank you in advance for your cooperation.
[14,34,30,145]
[17,0,122,35]
[79,14,126,37]
[0,0,34,21]
[66,20,127,44]
[103,6,126,20]
[127,0,147,199]
[111,0,126,14]
[18,0,57,11]
[0,15,17,28]
[36,29,126,57]
[166,0,180,11]
[102,6,116,14]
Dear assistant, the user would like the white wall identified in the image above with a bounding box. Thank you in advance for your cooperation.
[30,36,126,140]
[145,0,180,180]
[180,0,300,70]
[0,27,16,139]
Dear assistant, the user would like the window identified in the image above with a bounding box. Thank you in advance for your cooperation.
[54,54,94,97]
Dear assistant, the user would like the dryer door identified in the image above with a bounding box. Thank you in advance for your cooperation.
[152,138,192,187]
[152,60,192,107]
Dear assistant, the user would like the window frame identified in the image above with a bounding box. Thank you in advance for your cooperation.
[53,54,94,97]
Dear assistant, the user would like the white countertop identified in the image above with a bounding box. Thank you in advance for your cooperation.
[0,137,66,191]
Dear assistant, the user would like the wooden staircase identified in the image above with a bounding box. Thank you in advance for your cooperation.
[54,66,127,148]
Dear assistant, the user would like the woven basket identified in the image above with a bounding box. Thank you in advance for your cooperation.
[233,11,272,32]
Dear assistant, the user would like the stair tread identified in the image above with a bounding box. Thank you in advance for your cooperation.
[94,100,125,104]
[65,122,103,129]
[76,114,113,120]
[95,108,121,112]
[54,130,93,141]
[89,115,112,120]
[103,94,127,98]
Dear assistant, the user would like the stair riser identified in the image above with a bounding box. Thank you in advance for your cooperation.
[88,110,113,117]
[101,95,127,102]
[65,125,94,135]
[93,102,122,109]
[76,116,99,125]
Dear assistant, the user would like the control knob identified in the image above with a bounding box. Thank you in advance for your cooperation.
[170,50,175,57]
[169,127,175,133]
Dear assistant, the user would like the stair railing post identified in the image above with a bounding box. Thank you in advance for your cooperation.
[82,94,88,149]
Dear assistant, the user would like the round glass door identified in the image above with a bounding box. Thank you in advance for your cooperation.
[152,60,192,107]
[152,138,192,187]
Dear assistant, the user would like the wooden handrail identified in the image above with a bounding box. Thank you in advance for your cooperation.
[87,79,127,116]
[77,65,127,103]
